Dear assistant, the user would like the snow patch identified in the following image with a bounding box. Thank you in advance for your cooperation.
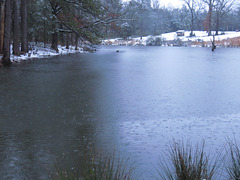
[8,43,85,64]
[102,31,240,47]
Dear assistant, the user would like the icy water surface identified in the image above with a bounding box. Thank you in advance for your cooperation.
[1,46,240,179]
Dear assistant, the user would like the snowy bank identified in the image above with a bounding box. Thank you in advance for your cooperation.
[102,31,240,47]
[5,43,87,64]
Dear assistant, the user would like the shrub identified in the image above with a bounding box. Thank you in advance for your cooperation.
[146,37,165,46]
[146,37,155,46]
[172,38,184,46]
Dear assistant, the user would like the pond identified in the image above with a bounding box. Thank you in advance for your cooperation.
[1,46,240,179]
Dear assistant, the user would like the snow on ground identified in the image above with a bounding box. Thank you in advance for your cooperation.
[161,30,240,41]
[102,31,240,46]
[8,43,84,64]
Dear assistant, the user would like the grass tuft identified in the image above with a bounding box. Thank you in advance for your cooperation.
[55,151,134,180]
[155,140,218,180]
[226,139,240,180]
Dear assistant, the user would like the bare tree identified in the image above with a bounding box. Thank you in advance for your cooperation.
[203,0,216,36]
[136,0,151,39]
[183,0,202,36]
[152,0,161,35]
[152,0,160,9]
[213,0,235,35]
[1,0,11,66]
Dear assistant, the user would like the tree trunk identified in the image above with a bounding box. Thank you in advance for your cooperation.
[215,15,219,35]
[13,0,20,56]
[70,33,74,46]
[75,34,78,50]
[190,15,194,36]
[215,26,219,35]
[211,35,216,51]
[21,0,28,54]
[1,0,11,66]
[0,0,5,54]
[59,25,64,45]
[66,33,69,49]
[208,2,212,36]
[51,31,58,53]
[51,16,58,53]
[43,8,46,47]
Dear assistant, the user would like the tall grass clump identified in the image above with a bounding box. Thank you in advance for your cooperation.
[55,151,134,180]
[155,141,218,180]
[226,139,240,179]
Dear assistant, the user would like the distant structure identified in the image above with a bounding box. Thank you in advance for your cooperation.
[176,30,185,36]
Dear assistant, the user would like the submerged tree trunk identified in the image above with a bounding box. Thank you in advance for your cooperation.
[1,0,11,66]
[21,0,28,54]
[0,0,5,54]
[13,0,20,56]
[211,35,216,51]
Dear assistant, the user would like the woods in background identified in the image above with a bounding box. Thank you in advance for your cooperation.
[0,0,239,66]
[0,0,122,66]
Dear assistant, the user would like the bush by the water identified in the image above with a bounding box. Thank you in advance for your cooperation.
[226,139,240,179]
[55,151,134,180]
[155,141,218,180]
[146,37,165,46]
[171,38,185,47]
[54,139,240,180]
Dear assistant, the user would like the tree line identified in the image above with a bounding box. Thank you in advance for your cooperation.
[109,0,237,39]
[0,0,239,66]
[0,0,122,66]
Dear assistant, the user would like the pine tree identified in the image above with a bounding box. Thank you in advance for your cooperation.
[13,0,20,56]
[21,0,28,53]
[0,0,5,54]
[1,0,11,66]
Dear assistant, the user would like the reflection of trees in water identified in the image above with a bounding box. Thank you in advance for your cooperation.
[52,56,101,175]
[0,56,102,179]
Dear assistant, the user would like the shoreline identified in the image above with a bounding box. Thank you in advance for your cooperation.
[102,31,240,48]
[0,43,88,66]
[102,38,240,48]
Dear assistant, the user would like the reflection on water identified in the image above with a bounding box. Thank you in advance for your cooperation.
[1,46,240,179]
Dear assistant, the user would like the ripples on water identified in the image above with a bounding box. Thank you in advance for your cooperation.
[1,46,240,179]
